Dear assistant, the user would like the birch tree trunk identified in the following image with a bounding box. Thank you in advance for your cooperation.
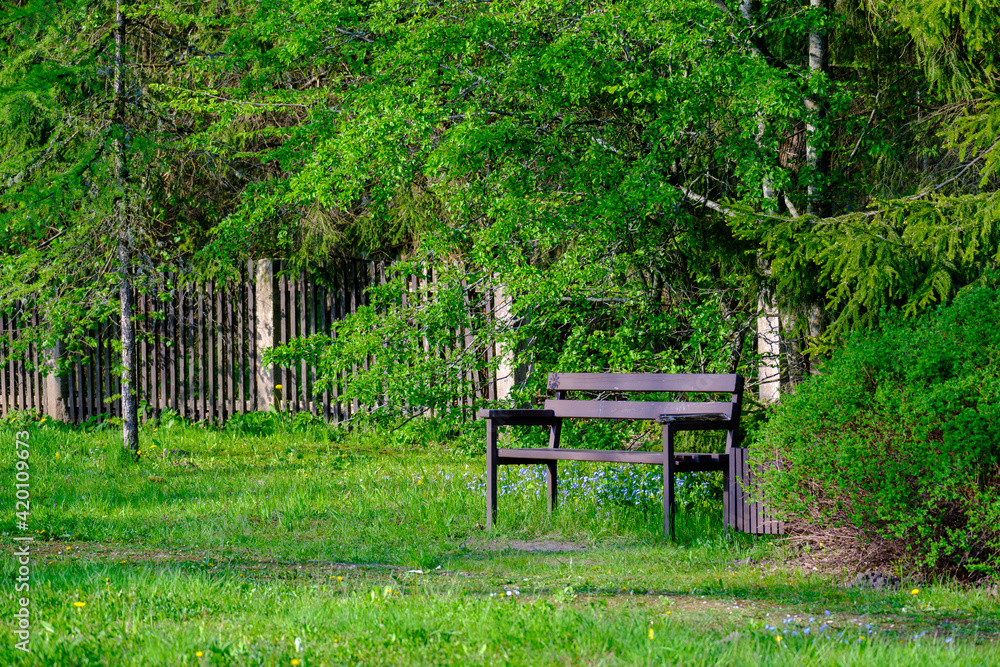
[798,0,828,378]
[739,0,783,403]
[113,0,139,453]
[805,0,829,215]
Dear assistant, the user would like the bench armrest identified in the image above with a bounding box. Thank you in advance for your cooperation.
[477,409,559,426]
[657,412,731,423]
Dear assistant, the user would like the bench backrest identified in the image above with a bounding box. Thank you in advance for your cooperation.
[548,373,741,394]
[543,373,744,422]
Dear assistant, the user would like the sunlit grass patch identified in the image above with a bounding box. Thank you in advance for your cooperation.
[0,416,997,665]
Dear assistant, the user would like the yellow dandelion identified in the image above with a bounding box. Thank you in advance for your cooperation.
[196,651,204,657]
[337,576,343,581]
[73,601,85,608]
[65,546,71,551]
[911,588,920,595]
[276,384,283,389]
[775,635,782,643]
[55,453,60,458]
[291,660,301,666]
[648,628,655,640]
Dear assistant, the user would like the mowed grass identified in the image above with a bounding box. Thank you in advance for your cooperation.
[1,415,998,666]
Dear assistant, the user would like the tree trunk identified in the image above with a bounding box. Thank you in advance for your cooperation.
[113,0,139,453]
[119,241,138,453]
[798,0,828,376]
[805,0,829,215]
[757,265,781,403]
[742,0,783,403]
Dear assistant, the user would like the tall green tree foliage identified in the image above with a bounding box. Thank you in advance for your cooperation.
[5,0,992,430]
[227,0,968,417]
[0,0,246,447]
[223,0,995,419]
[210,0,820,421]
[739,0,1000,347]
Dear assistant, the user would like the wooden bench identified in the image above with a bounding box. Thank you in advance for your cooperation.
[477,373,745,539]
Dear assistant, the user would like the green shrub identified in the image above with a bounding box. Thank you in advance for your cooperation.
[754,283,1000,578]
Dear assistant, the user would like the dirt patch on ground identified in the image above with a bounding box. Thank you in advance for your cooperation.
[5,540,222,564]
[484,538,590,553]
[1,541,405,576]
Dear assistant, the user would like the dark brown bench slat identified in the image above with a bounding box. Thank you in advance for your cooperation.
[658,412,730,423]
[543,399,732,420]
[476,409,557,426]
[498,448,729,471]
[672,453,729,472]
[548,372,740,393]
[499,448,664,465]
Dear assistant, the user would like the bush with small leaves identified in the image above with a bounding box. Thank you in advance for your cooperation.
[754,282,1000,578]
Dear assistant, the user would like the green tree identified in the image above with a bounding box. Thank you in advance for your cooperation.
[210,0,815,421]
[737,0,1000,349]
[0,0,247,448]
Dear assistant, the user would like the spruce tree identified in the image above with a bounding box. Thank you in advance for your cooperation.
[0,0,245,449]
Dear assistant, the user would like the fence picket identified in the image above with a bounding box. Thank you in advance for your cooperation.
[248,260,258,413]
[169,284,177,414]
[0,316,8,417]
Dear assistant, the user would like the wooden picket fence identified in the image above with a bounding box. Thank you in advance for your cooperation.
[60,262,262,424]
[726,447,784,535]
[0,258,500,424]
[0,310,46,417]
[265,259,499,422]
[270,258,381,422]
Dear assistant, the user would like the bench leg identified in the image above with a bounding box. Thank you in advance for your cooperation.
[486,418,498,529]
[546,418,561,515]
[662,423,675,542]
[546,461,558,514]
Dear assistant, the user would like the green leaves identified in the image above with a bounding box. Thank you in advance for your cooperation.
[739,185,1000,347]
[754,283,1000,575]
[945,94,1000,187]
[887,0,1000,97]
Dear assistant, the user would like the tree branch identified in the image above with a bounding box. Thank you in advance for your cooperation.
[679,186,733,216]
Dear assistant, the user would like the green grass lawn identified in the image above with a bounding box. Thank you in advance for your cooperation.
[2,414,998,665]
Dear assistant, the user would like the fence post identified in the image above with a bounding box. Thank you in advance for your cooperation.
[493,285,513,404]
[255,260,276,412]
[492,284,529,406]
[43,342,69,422]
